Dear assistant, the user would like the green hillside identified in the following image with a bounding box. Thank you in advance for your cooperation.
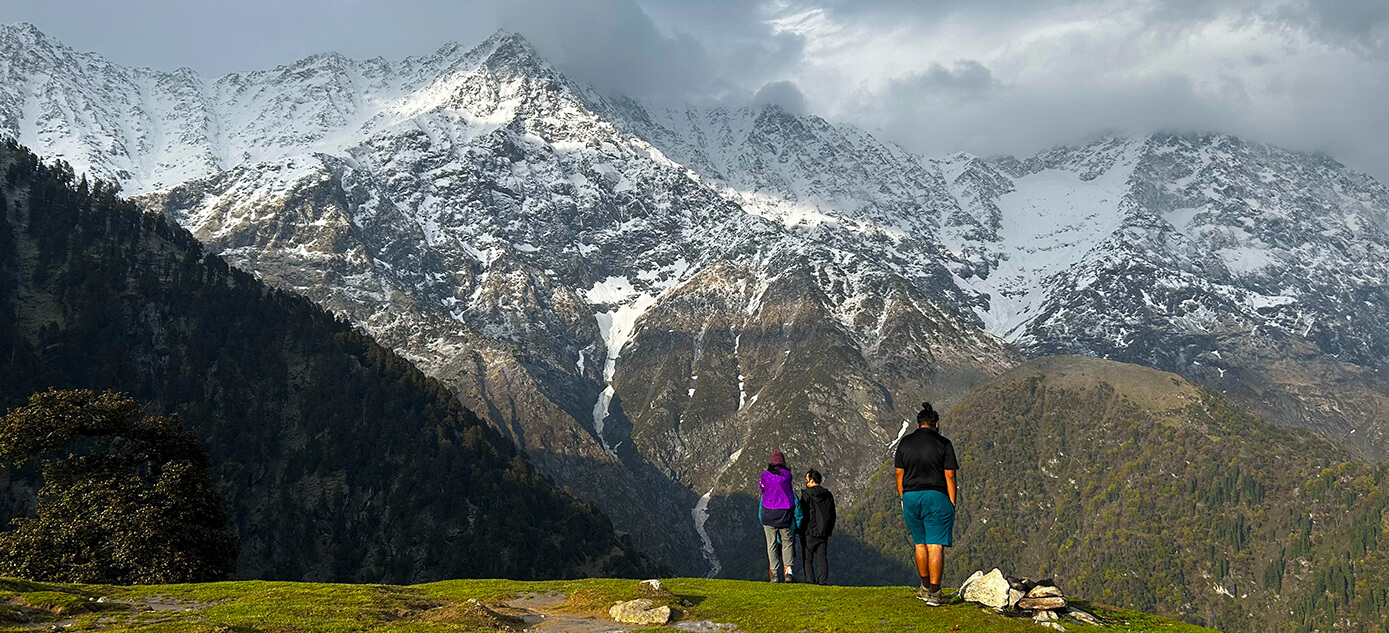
[838,356,1389,632]
[0,576,1214,633]
[0,140,653,582]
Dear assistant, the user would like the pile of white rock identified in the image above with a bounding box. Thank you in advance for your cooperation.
[958,569,1106,631]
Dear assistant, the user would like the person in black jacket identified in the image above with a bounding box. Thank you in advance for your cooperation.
[797,469,836,585]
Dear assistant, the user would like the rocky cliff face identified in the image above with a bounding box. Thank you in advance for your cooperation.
[4,22,1387,574]
[938,135,1389,458]
[597,100,1389,461]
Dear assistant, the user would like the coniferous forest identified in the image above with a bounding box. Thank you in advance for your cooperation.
[0,140,657,583]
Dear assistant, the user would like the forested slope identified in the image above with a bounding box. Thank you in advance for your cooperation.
[838,356,1389,632]
[0,140,655,583]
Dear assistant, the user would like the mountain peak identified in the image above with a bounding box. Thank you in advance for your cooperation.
[473,29,550,73]
[0,22,60,51]
[480,29,532,49]
[1,22,46,40]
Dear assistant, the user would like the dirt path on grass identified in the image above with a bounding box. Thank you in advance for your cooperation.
[498,592,738,633]
[498,592,636,633]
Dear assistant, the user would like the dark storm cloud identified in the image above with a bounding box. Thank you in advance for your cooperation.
[494,0,714,99]
[638,0,806,87]
[765,0,1389,179]
[794,0,1365,35]
[2,0,1385,179]
[752,80,807,115]
[866,70,1238,159]
[887,61,1004,105]
[494,0,803,102]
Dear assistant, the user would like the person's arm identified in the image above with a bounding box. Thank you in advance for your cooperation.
[943,440,960,506]
[945,469,957,506]
[895,468,906,498]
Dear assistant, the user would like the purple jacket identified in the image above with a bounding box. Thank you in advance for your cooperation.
[759,467,794,510]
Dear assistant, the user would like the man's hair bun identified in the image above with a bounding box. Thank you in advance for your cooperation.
[917,401,940,424]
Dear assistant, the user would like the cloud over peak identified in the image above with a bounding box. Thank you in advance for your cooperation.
[752,80,807,114]
[4,0,1386,179]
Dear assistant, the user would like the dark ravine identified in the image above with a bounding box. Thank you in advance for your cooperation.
[0,140,656,583]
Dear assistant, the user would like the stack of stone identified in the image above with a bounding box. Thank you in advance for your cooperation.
[958,569,1105,630]
[1012,578,1066,611]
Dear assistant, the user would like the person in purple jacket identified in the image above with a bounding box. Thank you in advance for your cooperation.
[758,450,803,582]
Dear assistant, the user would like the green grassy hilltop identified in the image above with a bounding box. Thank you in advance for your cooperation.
[0,576,1216,633]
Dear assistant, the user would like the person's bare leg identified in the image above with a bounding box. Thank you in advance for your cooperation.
[927,544,945,587]
[914,544,929,579]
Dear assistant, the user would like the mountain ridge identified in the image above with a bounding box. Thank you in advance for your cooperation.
[3,24,1387,584]
[0,139,656,582]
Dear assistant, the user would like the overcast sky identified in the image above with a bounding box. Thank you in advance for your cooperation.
[5,0,1388,180]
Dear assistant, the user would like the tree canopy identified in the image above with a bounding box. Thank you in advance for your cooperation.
[0,389,239,584]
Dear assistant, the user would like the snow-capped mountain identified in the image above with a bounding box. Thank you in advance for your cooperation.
[941,136,1389,457]
[0,23,1017,574]
[600,98,1389,458]
[4,22,1387,574]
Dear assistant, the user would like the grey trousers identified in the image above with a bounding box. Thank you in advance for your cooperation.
[764,525,794,571]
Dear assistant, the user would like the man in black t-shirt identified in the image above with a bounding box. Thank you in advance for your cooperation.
[893,402,958,606]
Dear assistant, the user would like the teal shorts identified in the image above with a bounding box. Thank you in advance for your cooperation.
[902,490,954,546]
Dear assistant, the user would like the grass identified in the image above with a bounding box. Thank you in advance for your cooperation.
[0,577,1220,632]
